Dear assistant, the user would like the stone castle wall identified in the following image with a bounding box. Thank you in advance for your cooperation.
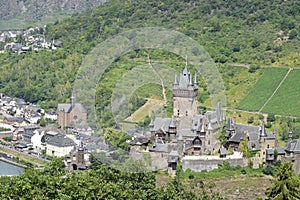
[182,156,247,172]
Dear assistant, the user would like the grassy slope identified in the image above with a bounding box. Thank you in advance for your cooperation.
[262,69,300,116]
[0,0,300,118]
[237,68,288,111]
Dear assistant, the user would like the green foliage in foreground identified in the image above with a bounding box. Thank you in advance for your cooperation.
[176,161,263,180]
[238,68,288,111]
[0,157,225,200]
[266,162,300,200]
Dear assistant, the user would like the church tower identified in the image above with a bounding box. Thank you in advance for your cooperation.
[173,64,198,119]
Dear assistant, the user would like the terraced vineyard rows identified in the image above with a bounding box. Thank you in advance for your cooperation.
[238,68,288,112]
[262,69,300,116]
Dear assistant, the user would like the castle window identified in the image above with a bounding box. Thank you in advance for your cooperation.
[177,110,180,116]
[267,144,270,148]
[186,111,188,116]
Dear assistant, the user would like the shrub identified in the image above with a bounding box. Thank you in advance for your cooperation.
[248,65,260,73]
[2,136,12,142]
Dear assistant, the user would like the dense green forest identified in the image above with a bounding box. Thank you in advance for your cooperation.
[0,0,300,126]
[0,157,225,199]
[0,157,299,199]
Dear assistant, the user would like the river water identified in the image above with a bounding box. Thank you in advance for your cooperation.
[0,160,25,176]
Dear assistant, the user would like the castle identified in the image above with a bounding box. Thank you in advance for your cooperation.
[132,64,300,173]
[148,64,224,156]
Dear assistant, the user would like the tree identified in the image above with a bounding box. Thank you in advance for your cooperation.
[267,114,276,122]
[248,116,254,124]
[266,162,300,200]
[218,125,228,147]
[289,29,297,40]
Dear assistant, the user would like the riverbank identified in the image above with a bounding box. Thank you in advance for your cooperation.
[0,157,27,168]
[0,145,48,168]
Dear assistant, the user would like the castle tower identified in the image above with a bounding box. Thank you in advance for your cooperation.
[173,65,198,120]
[70,92,75,107]
[168,115,177,141]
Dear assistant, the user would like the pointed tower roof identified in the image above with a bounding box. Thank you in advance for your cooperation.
[288,127,293,142]
[200,123,205,133]
[207,120,213,131]
[174,74,178,85]
[149,118,154,128]
[226,117,235,131]
[260,122,267,137]
[194,73,198,85]
[78,139,84,151]
[183,65,189,76]
[169,115,176,128]
[188,73,193,86]
[216,102,223,122]
[70,92,75,107]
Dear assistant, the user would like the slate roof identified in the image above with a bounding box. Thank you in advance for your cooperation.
[236,124,260,135]
[58,103,86,113]
[285,139,300,154]
[22,130,35,140]
[153,117,171,132]
[5,117,24,123]
[179,129,196,138]
[248,140,260,151]
[275,147,286,155]
[47,134,75,147]
[178,66,190,89]
[266,133,276,140]
[229,131,245,143]
[77,134,109,151]
[229,124,261,150]
[168,150,179,163]
[149,143,167,152]
[58,103,72,112]
[219,148,227,155]
[266,149,274,155]
[191,115,204,131]
[178,116,192,129]
[226,118,235,131]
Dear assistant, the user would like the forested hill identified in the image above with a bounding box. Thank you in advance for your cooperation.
[0,0,107,29]
[0,0,299,107]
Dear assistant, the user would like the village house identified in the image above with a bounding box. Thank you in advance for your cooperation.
[45,133,75,157]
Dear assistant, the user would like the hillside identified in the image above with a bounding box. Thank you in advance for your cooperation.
[0,0,300,126]
[0,0,106,29]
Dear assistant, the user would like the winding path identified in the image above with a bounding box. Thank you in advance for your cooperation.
[147,54,167,105]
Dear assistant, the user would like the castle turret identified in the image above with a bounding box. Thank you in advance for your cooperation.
[70,92,75,107]
[194,73,198,88]
[216,102,224,122]
[168,115,177,141]
[173,64,198,120]
[260,122,267,137]
[168,115,177,134]
[174,74,178,85]
[288,128,293,143]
